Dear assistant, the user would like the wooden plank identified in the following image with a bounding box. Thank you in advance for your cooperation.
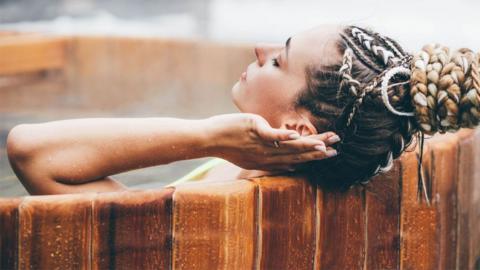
[317,180,366,269]
[314,184,323,270]
[454,129,475,269]
[365,160,402,270]
[427,133,459,270]
[172,180,256,270]
[471,129,480,270]
[0,36,68,75]
[18,193,94,269]
[399,147,439,270]
[251,175,316,270]
[92,188,174,270]
[0,197,22,269]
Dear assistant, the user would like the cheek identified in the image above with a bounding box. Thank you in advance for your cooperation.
[242,73,283,112]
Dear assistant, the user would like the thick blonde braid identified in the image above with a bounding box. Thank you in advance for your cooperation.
[410,44,480,134]
[459,49,480,128]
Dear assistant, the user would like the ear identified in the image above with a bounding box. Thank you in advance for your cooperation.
[280,114,318,136]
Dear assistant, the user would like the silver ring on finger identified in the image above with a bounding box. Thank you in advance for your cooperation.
[273,140,280,148]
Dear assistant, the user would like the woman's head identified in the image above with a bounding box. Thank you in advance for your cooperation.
[231,23,480,190]
[231,24,344,132]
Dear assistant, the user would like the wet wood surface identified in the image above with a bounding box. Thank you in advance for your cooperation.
[172,180,256,270]
[92,188,174,270]
[470,129,480,270]
[251,176,316,270]
[317,179,366,270]
[399,145,439,270]
[0,197,22,270]
[456,129,475,269]
[364,161,402,270]
[428,133,459,270]
[18,193,95,269]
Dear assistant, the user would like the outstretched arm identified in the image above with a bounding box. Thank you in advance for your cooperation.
[6,117,214,195]
[6,114,337,195]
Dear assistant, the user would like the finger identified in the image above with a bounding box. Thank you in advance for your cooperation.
[257,125,300,142]
[273,136,327,154]
[306,132,341,146]
[271,148,338,164]
[253,117,300,142]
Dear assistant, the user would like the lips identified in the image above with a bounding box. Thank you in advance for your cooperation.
[241,64,251,81]
[241,71,247,80]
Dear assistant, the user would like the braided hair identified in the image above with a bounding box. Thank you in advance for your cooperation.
[294,25,480,192]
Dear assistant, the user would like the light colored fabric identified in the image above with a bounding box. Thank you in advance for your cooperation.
[164,158,228,187]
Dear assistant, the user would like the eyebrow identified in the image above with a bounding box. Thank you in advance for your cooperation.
[284,36,291,66]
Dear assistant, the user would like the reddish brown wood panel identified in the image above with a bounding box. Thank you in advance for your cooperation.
[365,160,402,270]
[92,188,174,270]
[0,197,22,269]
[18,193,95,269]
[172,180,256,270]
[399,148,439,270]
[471,129,480,270]
[454,129,475,269]
[252,176,316,270]
[316,181,366,270]
[428,133,459,270]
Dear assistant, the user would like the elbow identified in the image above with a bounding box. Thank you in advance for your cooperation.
[6,124,38,164]
[6,123,51,194]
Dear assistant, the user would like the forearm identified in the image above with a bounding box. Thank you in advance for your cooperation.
[10,117,213,184]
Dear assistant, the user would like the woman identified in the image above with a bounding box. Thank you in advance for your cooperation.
[6,23,480,194]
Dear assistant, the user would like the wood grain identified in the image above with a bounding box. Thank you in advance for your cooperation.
[399,146,439,270]
[92,188,174,270]
[365,160,402,270]
[317,181,366,270]
[426,133,460,270]
[455,129,475,269]
[18,193,95,270]
[172,180,256,270]
[0,197,22,269]
[251,175,316,270]
[471,129,480,270]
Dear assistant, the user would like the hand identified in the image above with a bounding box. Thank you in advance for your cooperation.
[205,113,339,172]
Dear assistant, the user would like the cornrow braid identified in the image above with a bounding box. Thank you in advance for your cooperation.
[378,34,407,58]
[296,24,441,194]
[340,32,384,73]
[337,48,363,127]
[336,26,420,186]
[332,41,413,185]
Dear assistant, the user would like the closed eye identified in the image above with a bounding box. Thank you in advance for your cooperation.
[272,57,280,67]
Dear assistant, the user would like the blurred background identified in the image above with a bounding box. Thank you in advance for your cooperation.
[0,0,478,196]
[1,0,479,49]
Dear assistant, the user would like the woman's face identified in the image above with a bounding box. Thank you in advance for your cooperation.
[231,24,343,129]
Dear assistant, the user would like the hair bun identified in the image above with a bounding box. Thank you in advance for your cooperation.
[409,43,480,134]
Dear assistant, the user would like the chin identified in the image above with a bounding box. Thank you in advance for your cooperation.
[230,81,244,112]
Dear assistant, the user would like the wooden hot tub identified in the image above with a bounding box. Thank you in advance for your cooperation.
[0,33,479,270]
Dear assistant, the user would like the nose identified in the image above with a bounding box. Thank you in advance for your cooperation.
[254,42,282,66]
